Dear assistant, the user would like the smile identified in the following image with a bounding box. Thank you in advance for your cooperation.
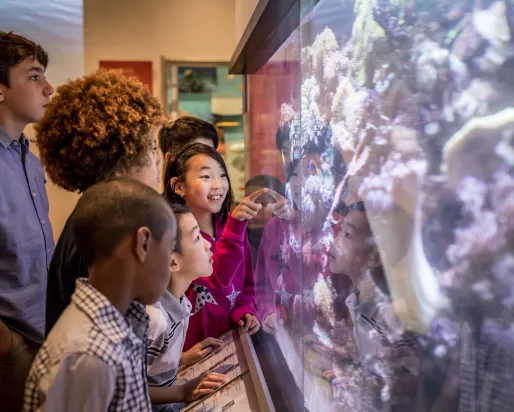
[208,195,222,200]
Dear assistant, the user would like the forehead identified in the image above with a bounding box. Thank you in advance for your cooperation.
[187,154,222,171]
[178,212,197,234]
[14,57,45,72]
[343,210,369,235]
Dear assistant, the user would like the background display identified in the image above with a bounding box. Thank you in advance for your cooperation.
[246,0,514,411]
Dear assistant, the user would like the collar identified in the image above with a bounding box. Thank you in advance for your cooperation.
[0,127,29,149]
[345,287,380,320]
[72,278,149,346]
[159,290,192,321]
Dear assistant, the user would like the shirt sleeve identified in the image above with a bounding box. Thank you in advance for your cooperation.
[231,234,257,325]
[207,214,248,289]
[40,353,115,411]
[254,220,277,321]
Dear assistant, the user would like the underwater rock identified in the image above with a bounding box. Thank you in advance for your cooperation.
[451,78,499,120]
[442,107,514,188]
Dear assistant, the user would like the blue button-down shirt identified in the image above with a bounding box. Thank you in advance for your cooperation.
[0,127,54,344]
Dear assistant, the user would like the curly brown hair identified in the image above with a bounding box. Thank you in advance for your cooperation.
[36,69,166,192]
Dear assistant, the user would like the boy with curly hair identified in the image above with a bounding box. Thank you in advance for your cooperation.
[0,31,55,411]
[42,69,166,334]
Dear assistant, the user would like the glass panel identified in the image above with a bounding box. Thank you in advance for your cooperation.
[249,0,514,410]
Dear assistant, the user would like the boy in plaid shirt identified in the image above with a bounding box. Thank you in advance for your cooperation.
[24,178,177,412]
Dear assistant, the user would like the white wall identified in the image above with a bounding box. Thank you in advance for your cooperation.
[0,0,84,240]
[84,0,238,105]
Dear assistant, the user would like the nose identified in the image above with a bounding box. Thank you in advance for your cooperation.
[44,79,55,97]
[211,176,221,189]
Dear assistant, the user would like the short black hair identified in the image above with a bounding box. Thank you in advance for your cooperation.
[159,116,219,156]
[276,123,291,152]
[245,174,285,197]
[168,203,192,254]
[164,143,234,225]
[0,31,49,87]
[72,177,175,267]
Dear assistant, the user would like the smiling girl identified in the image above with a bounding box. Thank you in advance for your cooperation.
[164,143,266,350]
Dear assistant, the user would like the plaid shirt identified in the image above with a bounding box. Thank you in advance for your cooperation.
[23,278,152,412]
[459,311,514,412]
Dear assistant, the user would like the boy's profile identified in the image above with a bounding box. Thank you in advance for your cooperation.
[147,204,228,410]
[24,177,177,412]
[0,30,55,411]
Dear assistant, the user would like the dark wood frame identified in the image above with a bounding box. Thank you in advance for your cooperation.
[229,0,301,74]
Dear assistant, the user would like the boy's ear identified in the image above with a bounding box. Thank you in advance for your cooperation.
[170,253,181,273]
[169,177,184,197]
[165,151,171,163]
[0,85,6,103]
[135,227,152,263]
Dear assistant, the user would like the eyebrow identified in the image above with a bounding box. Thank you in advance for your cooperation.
[27,67,44,74]
[346,222,358,232]
[199,166,212,171]
[190,225,199,234]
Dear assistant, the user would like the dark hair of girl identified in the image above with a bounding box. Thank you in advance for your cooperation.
[164,143,234,225]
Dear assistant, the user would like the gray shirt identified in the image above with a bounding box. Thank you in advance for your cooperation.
[146,291,192,411]
[0,127,54,344]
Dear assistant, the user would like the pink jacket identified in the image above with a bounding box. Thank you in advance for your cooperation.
[255,215,324,329]
[184,214,256,351]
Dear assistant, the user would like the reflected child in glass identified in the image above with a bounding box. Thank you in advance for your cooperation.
[325,176,420,411]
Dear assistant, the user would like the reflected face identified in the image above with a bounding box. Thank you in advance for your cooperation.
[328,208,374,283]
[174,213,213,279]
[0,58,54,125]
[180,154,229,215]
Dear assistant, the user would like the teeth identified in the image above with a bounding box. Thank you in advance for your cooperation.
[209,195,221,200]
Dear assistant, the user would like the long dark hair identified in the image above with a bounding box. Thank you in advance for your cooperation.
[164,143,234,225]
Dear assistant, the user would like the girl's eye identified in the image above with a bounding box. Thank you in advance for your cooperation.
[345,232,351,239]
[221,173,227,178]
[195,235,201,242]
[200,175,210,179]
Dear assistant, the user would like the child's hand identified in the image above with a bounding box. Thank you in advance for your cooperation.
[183,372,228,402]
[232,189,268,221]
[262,311,284,335]
[239,313,260,335]
[265,189,296,220]
[181,337,224,367]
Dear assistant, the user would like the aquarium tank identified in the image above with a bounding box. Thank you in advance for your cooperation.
[236,0,514,410]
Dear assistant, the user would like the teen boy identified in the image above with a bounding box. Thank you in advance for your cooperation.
[23,177,177,412]
[0,31,55,411]
[147,204,227,411]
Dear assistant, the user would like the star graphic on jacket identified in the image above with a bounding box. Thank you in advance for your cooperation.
[270,242,289,271]
[192,283,218,314]
[226,285,241,310]
[275,275,293,306]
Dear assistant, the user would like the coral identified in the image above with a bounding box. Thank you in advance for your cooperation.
[442,107,514,187]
